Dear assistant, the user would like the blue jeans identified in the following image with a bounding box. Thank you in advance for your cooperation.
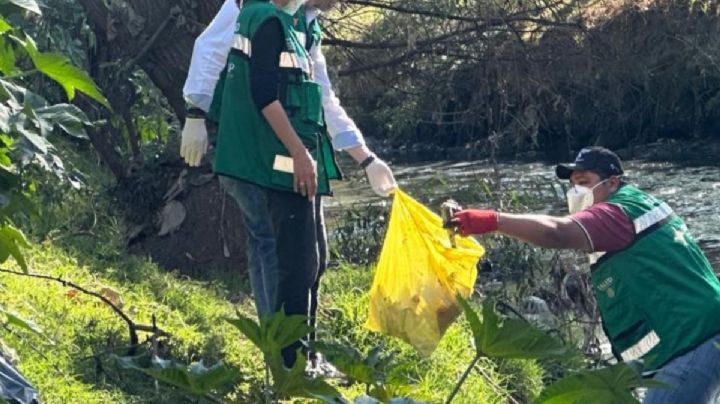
[643,334,720,403]
[220,176,325,367]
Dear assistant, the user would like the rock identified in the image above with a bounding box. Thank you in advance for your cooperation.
[157,200,186,236]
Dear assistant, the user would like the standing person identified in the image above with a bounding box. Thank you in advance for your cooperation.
[451,146,720,403]
[180,0,396,370]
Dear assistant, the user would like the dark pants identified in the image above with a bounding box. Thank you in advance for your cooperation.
[220,176,327,367]
[309,196,327,358]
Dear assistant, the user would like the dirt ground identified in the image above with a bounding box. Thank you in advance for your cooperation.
[120,164,248,283]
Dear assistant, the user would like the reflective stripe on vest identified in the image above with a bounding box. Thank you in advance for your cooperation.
[232,34,311,75]
[279,51,311,74]
[634,202,673,234]
[589,251,605,265]
[233,34,252,57]
[621,330,661,361]
[296,31,307,48]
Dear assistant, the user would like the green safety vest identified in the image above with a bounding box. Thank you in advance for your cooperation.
[213,1,340,195]
[208,6,322,122]
[591,184,720,370]
[291,6,323,53]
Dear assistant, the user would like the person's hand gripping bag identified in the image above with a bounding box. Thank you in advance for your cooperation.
[365,189,485,356]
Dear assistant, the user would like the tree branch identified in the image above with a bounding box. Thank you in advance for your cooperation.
[0,268,170,354]
[339,48,427,76]
[343,0,584,28]
[345,0,479,22]
[325,24,479,49]
[324,16,581,50]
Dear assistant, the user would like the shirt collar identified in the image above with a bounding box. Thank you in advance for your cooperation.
[305,7,321,23]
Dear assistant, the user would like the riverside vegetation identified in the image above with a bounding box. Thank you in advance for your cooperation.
[0,0,715,402]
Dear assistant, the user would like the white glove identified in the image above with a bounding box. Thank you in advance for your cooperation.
[180,118,208,167]
[365,158,397,197]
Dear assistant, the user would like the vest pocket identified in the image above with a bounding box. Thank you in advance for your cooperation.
[594,273,655,360]
[301,81,323,127]
[283,80,323,148]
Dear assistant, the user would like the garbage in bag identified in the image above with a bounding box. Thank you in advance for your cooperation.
[0,355,39,403]
[365,189,485,356]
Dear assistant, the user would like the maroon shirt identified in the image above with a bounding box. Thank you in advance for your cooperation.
[570,202,635,252]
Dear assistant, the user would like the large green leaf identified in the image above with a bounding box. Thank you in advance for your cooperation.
[226,314,262,348]
[227,311,342,402]
[0,224,28,271]
[0,36,16,76]
[35,104,90,138]
[263,310,313,352]
[0,15,12,34]
[116,355,240,397]
[0,307,41,335]
[20,37,109,108]
[458,297,576,360]
[227,310,312,356]
[10,115,48,154]
[0,0,41,15]
[0,78,24,109]
[535,362,668,404]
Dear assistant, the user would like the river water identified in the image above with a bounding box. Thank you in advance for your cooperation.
[327,158,720,246]
[326,157,720,358]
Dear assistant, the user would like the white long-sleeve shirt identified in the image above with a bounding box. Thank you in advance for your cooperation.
[183,0,364,150]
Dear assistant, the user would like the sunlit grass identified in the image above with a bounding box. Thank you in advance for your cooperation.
[0,241,545,403]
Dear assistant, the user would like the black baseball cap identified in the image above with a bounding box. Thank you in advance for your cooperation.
[556,146,624,180]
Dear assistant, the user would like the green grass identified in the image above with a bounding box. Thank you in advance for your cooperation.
[319,265,522,403]
[0,154,545,402]
[0,243,264,403]
[0,244,546,403]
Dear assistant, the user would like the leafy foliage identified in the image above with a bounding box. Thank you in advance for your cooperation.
[311,341,402,401]
[226,310,342,402]
[20,36,109,108]
[458,297,576,360]
[536,362,667,404]
[328,0,720,156]
[0,0,107,273]
[1,306,41,334]
[446,297,579,402]
[329,202,388,266]
[116,354,240,398]
[0,2,697,403]
[1,0,41,15]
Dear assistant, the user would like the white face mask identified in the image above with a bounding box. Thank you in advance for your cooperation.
[279,0,307,14]
[566,179,608,214]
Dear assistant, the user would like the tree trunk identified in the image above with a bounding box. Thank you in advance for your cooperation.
[71,0,246,276]
[77,0,225,121]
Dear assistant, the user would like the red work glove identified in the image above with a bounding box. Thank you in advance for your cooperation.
[451,209,499,236]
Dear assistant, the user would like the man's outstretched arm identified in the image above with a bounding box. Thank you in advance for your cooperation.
[452,210,591,250]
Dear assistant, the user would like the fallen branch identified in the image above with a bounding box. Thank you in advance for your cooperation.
[0,268,170,354]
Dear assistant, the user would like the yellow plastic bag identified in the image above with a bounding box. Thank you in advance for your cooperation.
[365,189,485,356]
